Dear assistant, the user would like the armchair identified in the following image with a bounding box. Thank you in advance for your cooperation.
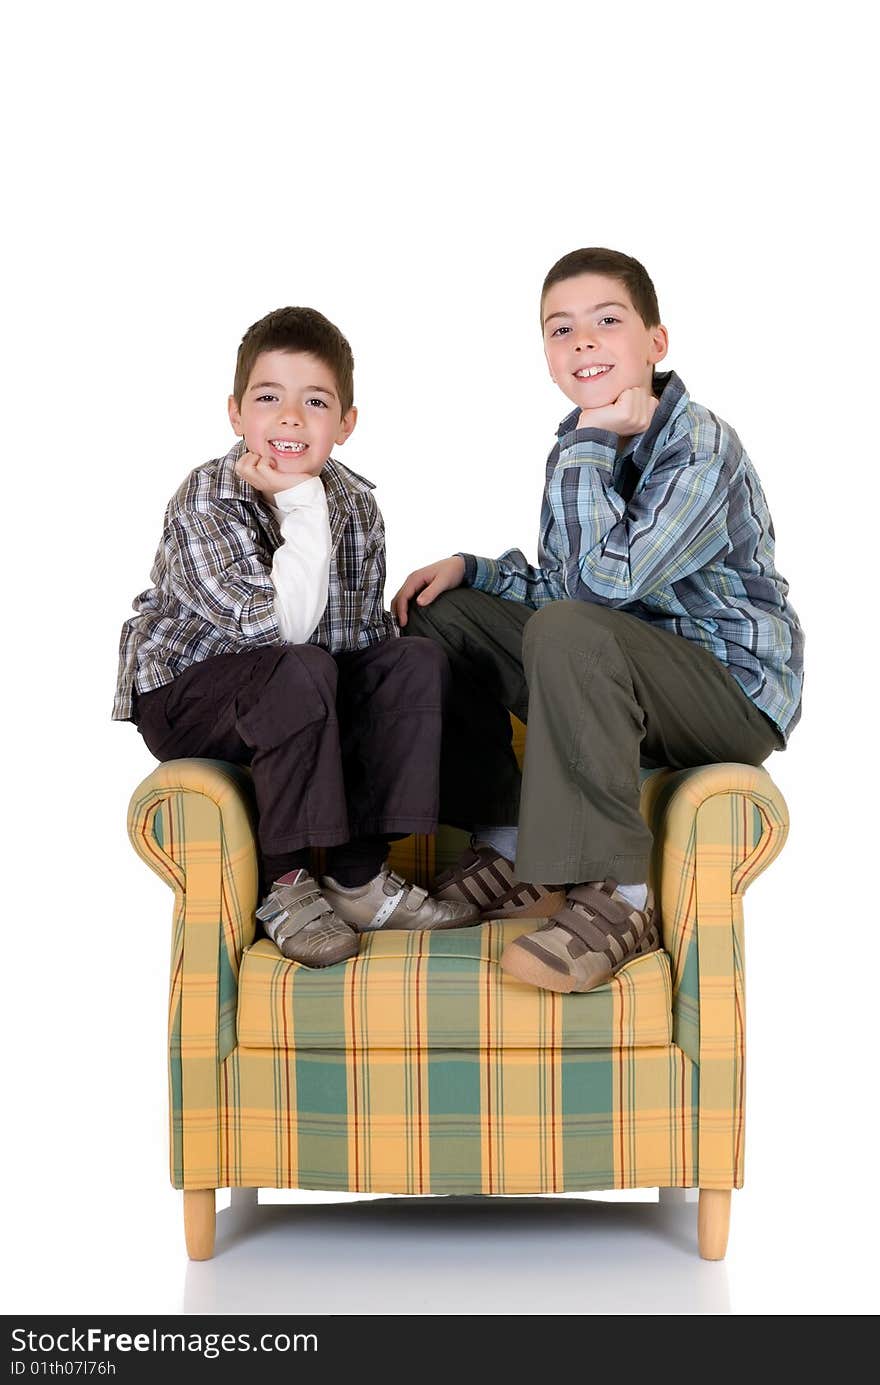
[127,718,788,1261]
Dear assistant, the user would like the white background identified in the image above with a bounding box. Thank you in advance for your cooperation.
[3,0,876,1317]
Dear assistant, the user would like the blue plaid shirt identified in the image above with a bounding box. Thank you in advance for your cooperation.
[460,370,804,741]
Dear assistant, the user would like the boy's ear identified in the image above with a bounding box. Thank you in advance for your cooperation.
[228,394,243,435]
[648,325,669,365]
[335,405,358,446]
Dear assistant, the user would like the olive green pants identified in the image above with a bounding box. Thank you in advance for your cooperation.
[404,589,782,885]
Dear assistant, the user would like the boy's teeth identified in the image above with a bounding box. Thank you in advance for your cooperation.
[576,365,612,378]
[271,440,307,451]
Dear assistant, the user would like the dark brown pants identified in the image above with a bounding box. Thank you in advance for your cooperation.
[134,639,449,863]
[404,589,783,885]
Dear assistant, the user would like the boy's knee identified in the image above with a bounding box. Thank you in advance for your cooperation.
[361,636,449,703]
[397,633,447,668]
[393,635,450,694]
[523,600,625,661]
[236,645,337,746]
[404,587,480,636]
[284,643,338,695]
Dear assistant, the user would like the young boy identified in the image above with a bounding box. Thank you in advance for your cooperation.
[114,306,479,967]
[392,248,803,995]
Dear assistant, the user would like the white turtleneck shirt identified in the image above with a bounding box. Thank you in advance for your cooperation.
[268,476,332,645]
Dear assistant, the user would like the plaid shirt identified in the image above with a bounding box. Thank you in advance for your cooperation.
[113,440,396,720]
[460,370,804,741]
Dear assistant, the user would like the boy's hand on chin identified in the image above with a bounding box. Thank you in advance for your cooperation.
[577,386,658,438]
[391,556,466,627]
[235,449,320,497]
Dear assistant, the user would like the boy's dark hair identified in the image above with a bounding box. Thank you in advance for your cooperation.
[233,307,355,414]
[541,248,661,329]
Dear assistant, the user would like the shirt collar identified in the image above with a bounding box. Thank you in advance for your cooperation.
[556,369,688,472]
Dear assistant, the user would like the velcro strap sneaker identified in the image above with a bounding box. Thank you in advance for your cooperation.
[500,879,660,994]
[321,864,481,932]
[256,873,360,967]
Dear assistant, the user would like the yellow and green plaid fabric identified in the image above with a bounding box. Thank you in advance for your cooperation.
[237,932,672,1051]
[128,725,788,1195]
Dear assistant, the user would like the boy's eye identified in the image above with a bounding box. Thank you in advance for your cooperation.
[550,318,619,337]
[256,394,279,403]
[306,397,328,409]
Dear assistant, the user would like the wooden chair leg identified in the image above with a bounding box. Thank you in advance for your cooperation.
[184,1189,216,1260]
[698,1189,731,1260]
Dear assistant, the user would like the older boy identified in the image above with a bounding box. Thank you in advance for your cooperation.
[114,307,478,967]
[393,248,803,995]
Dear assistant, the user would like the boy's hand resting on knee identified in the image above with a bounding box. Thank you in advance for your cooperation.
[391,556,465,627]
[577,386,658,438]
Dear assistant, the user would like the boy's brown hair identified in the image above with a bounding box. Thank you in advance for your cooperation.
[233,307,355,414]
[541,248,661,329]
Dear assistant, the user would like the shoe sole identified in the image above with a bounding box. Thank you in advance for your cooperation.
[374,909,482,932]
[500,939,611,993]
[500,936,661,994]
[280,947,360,967]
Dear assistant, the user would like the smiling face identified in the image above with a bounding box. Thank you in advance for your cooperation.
[227,349,357,478]
[541,273,669,411]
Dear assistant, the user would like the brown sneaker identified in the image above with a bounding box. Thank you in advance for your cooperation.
[255,870,360,967]
[321,865,481,932]
[433,844,566,920]
[500,880,660,993]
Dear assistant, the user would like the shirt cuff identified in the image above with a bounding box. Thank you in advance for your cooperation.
[557,427,618,475]
[456,552,478,586]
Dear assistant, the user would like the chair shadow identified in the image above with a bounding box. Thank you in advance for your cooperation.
[183,1194,730,1315]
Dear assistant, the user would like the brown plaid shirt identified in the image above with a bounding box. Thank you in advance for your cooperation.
[113,440,397,720]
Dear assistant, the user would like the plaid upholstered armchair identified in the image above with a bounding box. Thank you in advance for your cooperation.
[127,718,788,1262]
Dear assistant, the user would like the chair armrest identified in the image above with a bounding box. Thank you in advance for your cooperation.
[640,761,789,1188]
[128,757,259,1066]
[641,761,788,988]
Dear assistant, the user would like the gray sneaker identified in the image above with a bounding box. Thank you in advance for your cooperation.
[321,865,481,932]
[256,871,360,967]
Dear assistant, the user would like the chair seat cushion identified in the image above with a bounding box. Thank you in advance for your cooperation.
[237,921,672,1052]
